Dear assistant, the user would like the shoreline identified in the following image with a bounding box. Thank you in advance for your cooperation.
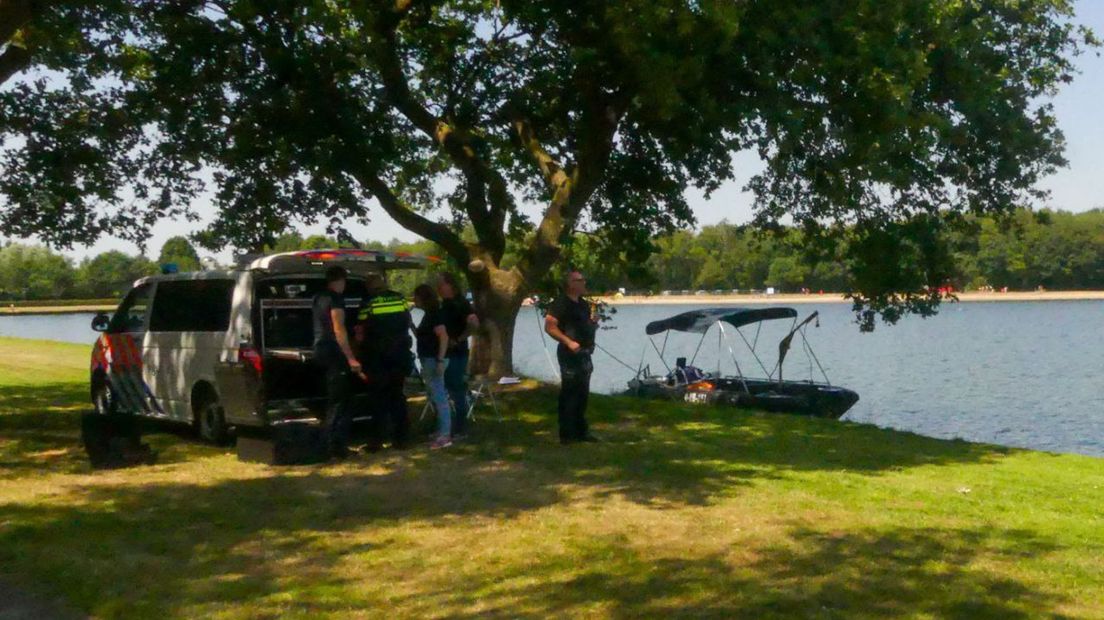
[596,290,1104,305]
[2,305,114,316]
[1,289,1103,315]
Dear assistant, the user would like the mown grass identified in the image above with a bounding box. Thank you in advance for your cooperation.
[1,336,1103,618]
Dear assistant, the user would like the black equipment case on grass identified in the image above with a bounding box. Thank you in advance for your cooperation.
[81,412,157,469]
[236,422,328,465]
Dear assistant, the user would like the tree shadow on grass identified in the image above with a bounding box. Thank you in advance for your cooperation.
[0,380,1013,497]
[0,456,567,617]
[0,382,91,477]
[433,525,1068,619]
[473,388,1013,506]
[0,383,222,479]
[0,472,1077,618]
[0,382,1041,616]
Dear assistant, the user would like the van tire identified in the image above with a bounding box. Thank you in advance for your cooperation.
[194,395,231,446]
[91,384,116,416]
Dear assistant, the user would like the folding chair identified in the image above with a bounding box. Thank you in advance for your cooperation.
[465,375,501,421]
[418,372,501,422]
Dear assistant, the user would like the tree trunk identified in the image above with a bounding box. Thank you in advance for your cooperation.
[468,265,527,378]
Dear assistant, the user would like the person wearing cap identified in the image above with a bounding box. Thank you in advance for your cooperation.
[313,265,361,458]
[355,273,415,450]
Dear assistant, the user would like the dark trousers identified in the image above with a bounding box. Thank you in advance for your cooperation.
[369,371,410,448]
[445,351,469,435]
[316,342,353,457]
[557,349,592,441]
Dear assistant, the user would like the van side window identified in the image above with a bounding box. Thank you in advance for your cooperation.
[149,280,235,332]
[108,283,154,334]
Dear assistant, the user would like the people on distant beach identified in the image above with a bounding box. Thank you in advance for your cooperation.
[545,269,600,445]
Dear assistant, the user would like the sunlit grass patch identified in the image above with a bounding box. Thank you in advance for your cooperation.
[1,337,1103,618]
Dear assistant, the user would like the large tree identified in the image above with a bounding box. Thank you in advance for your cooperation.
[0,242,74,299]
[157,235,202,272]
[0,1,1094,374]
[74,249,155,298]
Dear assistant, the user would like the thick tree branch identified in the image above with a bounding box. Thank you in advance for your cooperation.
[370,5,512,260]
[0,1,33,44]
[348,163,469,264]
[0,0,34,86]
[0,39,29,85]
[512,115,569,190]
[519,97,624,282]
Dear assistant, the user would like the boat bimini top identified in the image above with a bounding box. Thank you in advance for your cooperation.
[645,307,798,335]
[638,306,829,386]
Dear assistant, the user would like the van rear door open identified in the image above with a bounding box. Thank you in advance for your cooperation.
[253,276,366,422]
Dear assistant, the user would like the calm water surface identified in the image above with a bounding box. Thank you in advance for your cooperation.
[2,301,1102,456]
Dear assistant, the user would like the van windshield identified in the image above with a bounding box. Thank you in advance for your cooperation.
[108,283,154,334]
[257,276,371,350]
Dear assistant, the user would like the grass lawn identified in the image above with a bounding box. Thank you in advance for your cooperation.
[1,336,1103,618]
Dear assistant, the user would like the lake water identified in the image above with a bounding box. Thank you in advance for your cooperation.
[2,301,1102,457]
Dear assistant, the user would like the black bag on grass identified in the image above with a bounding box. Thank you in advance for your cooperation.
[81,412,156,469]
[236,423,327,465]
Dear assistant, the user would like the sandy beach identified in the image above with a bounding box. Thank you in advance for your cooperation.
[597,290,1104,306]
[3,304,115,316]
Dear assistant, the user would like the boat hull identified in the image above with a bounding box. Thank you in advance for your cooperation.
[627,377,859,420]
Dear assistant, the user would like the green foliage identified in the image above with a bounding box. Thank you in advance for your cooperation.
[639,209,1104,308]
[74,250,157,298]
[373,238,453,296]
[0,243,75,299]
[0,0,1094,335]
[157,236,201,272]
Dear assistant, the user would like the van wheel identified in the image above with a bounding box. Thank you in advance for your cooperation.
[195,398,231,445]
[91,380,116,416]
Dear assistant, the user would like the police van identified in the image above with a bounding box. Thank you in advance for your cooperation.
[89,249,433,443]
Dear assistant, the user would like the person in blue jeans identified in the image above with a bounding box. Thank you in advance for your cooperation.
[413,284,452,449]
[437,272,479,439]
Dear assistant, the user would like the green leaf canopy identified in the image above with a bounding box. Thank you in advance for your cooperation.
[0,0,1094,338]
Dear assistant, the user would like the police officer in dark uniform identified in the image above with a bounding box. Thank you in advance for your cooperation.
[355,273,415,450]
[312,266,363,458]
[544,269,600,444]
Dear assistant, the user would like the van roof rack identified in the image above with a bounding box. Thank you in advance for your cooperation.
[237,248,441,271]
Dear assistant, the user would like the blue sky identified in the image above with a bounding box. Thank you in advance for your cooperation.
[27,2,1104,260]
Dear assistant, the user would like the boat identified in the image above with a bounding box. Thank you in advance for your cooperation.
[626,307,859,419]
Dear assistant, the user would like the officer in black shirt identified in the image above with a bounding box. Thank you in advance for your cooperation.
[545,270,599,444]
[355,273,415,450]
[312,266,362,458]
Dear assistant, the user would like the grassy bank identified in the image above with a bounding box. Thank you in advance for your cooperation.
[1,337,1102,618]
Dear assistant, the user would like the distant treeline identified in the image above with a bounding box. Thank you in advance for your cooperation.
[569,208,1104,294]
[3,208,1102,301]
[0,233,442,301]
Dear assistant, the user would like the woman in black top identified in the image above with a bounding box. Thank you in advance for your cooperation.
[436,272,478,437]
[413,284,452,449]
